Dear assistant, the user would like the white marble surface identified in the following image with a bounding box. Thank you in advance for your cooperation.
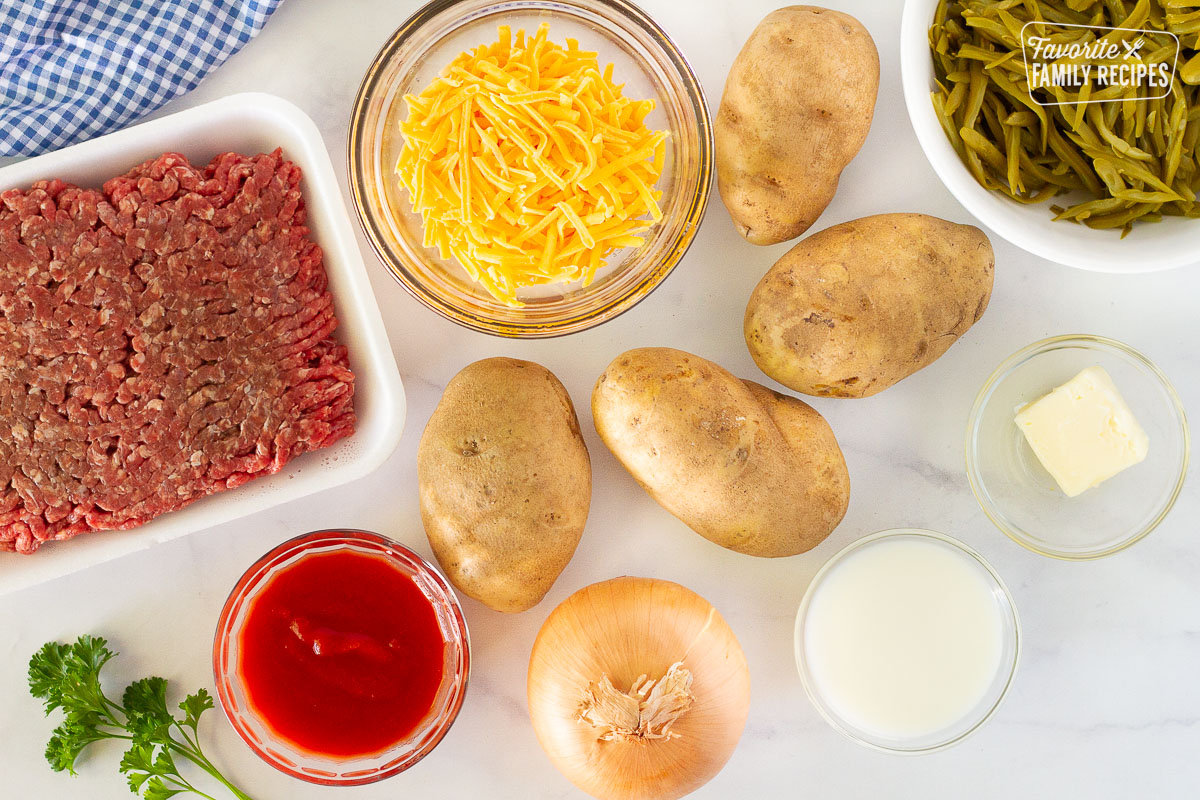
[2,0,1198,797]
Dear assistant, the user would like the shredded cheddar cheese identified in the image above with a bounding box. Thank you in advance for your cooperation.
[395,24,668,307]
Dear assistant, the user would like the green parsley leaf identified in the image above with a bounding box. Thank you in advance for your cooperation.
[143,777,185,800]
[179,690,213,733]
[123,677,172,722]
[28,642,72,711]
[123,677,174,743]
[28,636,116,717]
[121,742,158,792]
[45,719,111,774]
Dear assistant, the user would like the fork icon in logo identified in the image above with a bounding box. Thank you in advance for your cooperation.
[1121,37,1145,59]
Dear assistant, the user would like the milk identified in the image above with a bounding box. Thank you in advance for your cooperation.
[801,536,1007,741]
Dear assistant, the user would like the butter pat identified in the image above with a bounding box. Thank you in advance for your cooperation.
[1015,366,1149,497]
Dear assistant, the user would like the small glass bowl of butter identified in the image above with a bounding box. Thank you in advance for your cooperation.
[966,335,1189,559]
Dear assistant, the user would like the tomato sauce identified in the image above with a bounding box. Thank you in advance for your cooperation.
[237,549,446,757]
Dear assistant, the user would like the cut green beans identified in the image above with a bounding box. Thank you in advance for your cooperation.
[931,0,1200,235]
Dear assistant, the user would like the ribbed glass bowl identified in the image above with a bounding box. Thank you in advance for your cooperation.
[212,529,470,785]
[348,0,711,337]
[966,335,1190,559]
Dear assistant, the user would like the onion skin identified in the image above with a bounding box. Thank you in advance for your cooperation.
[528,577,751,800]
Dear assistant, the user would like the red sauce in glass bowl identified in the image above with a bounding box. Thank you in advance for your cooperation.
[237,548,446,758]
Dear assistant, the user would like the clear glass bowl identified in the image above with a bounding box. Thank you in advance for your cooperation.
[348,0,712,337]
[966,335,1190,560]
[212,530,470,785]
[794,529,1021,754]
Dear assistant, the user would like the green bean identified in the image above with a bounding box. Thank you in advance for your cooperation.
[962,126,1011,171]
[1023,148,1086,185]
[1053,197,1127,218]
[1089,104,1155,160]
[1164,82,1188,179]
[1094,156,1128,191]
[1006,117,1026,189]
[944,80,970,117]
[1006,109,1040,124]
[1180,52,1200,83]
[1050,125,1106,193]
[933,93,965,151]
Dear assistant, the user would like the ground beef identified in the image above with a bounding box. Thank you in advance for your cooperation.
[0,149,356,554]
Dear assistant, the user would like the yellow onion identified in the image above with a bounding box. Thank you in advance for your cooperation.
[527,577,751,800]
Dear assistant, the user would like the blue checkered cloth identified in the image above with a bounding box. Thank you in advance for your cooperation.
[0,0,283,157]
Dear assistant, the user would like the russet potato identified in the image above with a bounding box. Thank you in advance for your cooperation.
[715,6,879,245]
[592,347,849,558]
[418,358,591,612]
[744,213,995,398]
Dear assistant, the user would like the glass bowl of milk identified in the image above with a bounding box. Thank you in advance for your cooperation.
[795,529,1020,753]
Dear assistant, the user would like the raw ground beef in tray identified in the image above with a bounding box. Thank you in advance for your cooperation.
[0,149,356,554]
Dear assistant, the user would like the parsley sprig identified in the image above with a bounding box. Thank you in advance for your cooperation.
[28,635,254,800]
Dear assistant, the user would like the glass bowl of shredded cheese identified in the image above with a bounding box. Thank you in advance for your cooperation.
[349,0,711,337]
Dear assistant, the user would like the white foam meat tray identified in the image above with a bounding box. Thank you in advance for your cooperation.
[0,93,406,595]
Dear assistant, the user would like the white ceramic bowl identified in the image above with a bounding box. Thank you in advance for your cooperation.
[900,0,1200,273]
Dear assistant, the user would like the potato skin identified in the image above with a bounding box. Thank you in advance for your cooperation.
[744,213,995,398]
[716,6,879,246]
[418,358,591,613]
[592,348,849,558]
